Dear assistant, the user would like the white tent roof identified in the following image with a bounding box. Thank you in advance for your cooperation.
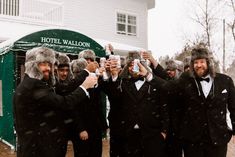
[95,38,144,56]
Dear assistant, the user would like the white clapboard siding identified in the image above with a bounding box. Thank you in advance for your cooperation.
[0,0,153,49]
[63,0,148,49]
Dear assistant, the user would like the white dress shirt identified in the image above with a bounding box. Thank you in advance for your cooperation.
[135,79,145,91]
[199,75,213,98]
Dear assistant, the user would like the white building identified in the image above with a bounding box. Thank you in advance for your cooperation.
[0,0,155,53]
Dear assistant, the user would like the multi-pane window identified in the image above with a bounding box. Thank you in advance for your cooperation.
[117,13,137,36]
[0,0,19,16]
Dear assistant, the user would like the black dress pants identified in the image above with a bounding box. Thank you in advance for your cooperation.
[127,129,166,157]
[76,131,102,157]
[110,132,128,157]
[166,134,183,157]
[183,142,227,157]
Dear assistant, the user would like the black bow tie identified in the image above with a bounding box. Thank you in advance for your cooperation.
[198,77,210,82]
[130,77,145,82]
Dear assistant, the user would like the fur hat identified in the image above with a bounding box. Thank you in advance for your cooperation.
[78,49,96,61]
[71,58,88,76]
[191,47,209,62]
[190,47,215,78]
[165,60,177,71]
[120,56,127,68]
[57,53,70,68]
[25,47,56,84]
[127,51,141,61]
[55,53,73,81]
[119,51,152,79]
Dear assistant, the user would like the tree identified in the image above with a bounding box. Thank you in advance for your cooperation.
[226,59,235,81]
[174,42,221,72]
[189,0,225,48]
[227,0,235,42]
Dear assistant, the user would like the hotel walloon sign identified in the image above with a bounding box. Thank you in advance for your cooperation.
[40,37,91,48]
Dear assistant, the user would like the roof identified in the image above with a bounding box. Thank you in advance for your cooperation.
[95,38,144,56]
[147,0,155,9]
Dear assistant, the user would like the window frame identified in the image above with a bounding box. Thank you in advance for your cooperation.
[116,11,137,37]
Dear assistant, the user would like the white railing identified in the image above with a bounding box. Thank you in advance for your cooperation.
[0,0,63,26]
[0,0,19,16]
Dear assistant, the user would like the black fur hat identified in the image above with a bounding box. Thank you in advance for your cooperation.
[127,51,141,61]
[190,47,215,78]
[191,47,209,62]
[119,51,152,79]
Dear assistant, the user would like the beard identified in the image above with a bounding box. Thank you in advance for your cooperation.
[42,70,50,80]
[194,67,209,77]
[59,75,68,81]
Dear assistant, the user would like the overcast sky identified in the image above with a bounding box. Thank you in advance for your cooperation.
[148,0,235,65]
[148,0,187,58]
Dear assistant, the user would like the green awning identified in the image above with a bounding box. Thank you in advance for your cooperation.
[2,29,106,57]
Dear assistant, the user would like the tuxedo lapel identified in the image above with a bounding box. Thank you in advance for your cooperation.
[123,81,139,103]
[210,77,219,100]
[136,82,149,101]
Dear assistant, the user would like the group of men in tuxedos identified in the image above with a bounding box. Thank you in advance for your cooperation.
[13,45,235,157]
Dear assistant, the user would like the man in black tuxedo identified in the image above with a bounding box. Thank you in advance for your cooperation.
[182,47,235,157]
[13,47,97,157]
[156,46,235,157]
[108,51,169,157]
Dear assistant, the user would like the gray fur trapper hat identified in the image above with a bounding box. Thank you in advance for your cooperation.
[25,47,56,84]
[165,60,177,71]
[55,52,73,81]
[57,53,70,67]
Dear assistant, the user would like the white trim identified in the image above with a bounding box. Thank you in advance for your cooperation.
[61,3,65,27]
[35,0,63,6]
[3,0,64,26]
[19,0,23,16]
[0,138,15,150]
[0,14,63,26]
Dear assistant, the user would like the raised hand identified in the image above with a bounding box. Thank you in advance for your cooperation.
[110,59,120,77]
[85,62,99,73]
[81,75,98,89]
[137,62,148,77]
[141,50,158,68]
[79,131,89,140]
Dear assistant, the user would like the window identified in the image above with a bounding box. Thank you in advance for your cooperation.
[117,12,137,36]
[0,0,19,16]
